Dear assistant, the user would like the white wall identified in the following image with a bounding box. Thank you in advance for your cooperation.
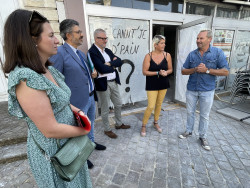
[0,0,20,102]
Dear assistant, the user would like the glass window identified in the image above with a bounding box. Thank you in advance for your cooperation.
[86,0,150,10]
[186,3,214,16]
[87,0,103,5]
[240,9,250,21]
[213,29,235,90]
[154,0,183,13]
[216,7,239,19]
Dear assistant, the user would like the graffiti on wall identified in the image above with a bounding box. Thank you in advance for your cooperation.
[88,17,149,104]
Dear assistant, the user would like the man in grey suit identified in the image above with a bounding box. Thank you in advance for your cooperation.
[50,19,106,169]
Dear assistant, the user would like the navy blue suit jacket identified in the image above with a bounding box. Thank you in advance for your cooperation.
[50,43,96,110]
[88,44,122,91]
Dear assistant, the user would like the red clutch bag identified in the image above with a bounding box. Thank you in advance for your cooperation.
[73,111,91,131]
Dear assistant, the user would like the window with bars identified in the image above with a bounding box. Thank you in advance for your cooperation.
[154,0,183,13]
[186,2,214,16]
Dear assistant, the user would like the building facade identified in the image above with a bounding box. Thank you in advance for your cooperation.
[1,0,250,104]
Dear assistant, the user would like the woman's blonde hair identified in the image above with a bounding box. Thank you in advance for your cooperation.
[152,35,165,51]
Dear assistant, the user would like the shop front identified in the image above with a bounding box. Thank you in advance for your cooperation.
[0,0,249,104]
[83,0,250,104]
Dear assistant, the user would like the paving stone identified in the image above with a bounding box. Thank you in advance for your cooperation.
[130,162,143,173]
[122,182,138,188]
[235,151,249,159]
[182,173,196,187]
[208,169,225,184]
[217,108,249,121]
[234,169,250,180]
[193,163,207,174]
[143,160,155,171]
[224,151,240,161]
[141,170,153,181]
[221,145,235,153]
[95,173,112,187]
[217,161,233,171]
[231,145,245,152]
[192,155,205,166]
[195,172,210,186]
[181,164,194,176]
[125,171,139,184]
[221,169,239,182]
[152,178,166,188]
[167,176,181,188]
[211,181,227,188]
[102,164,116,177]
[239,178,250,188]
[1,100,250,187]
[107,184,121,188]
[228,159,245,169]
[138,179,152,188]
[197,184,211,188]
[226,180,243,188]
[168,158,180,178]
[213,152,228,162]
[154,167,167,180]
[112,173,126,185]
[240,159,250,166]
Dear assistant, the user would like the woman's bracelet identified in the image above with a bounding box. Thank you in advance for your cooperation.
[77,109,82,113]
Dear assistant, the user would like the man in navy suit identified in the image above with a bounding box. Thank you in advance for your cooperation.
[50,19,106,169]
[88,29,130,139]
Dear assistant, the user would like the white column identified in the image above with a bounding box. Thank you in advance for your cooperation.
[0,0,20,102]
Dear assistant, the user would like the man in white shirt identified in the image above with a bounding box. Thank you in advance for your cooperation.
[88,28,131,139]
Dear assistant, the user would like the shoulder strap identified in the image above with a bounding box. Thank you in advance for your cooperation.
[148,52,152,59]
[30,132,61,160]
[163,52,167,60]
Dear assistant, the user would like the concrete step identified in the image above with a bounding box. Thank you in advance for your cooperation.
[0,142,27,164]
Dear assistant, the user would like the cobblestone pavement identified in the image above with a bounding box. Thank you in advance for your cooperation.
[1,101,250,188]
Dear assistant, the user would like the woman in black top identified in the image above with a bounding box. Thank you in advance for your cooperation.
[141,35,173,137]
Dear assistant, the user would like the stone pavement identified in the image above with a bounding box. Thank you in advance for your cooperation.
[1,99,250,188]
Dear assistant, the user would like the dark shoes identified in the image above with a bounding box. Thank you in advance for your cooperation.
[115,124,131,129]
[179,132,192,139]
[95,142,106,150]
[200,138,211,151]
[87,160,94,169]
[87,143,105,169]
[104,131,118,139]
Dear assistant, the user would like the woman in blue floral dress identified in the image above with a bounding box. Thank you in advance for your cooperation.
[2,9,92,188]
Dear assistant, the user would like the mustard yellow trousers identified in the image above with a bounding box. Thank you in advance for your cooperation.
[142,89,167,125]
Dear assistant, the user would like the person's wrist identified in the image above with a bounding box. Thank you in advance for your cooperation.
[77,109,82,113]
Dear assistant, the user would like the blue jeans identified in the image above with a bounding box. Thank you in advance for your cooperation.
[82,95,95,142]
[186,90,215,138]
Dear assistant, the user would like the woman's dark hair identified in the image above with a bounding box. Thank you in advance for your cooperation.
[2,9,50,74]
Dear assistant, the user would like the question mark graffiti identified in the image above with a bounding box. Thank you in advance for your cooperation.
[118,59,135,92]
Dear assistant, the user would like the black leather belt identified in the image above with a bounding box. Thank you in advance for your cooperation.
[89,90,94,96]
[107,79,115,82]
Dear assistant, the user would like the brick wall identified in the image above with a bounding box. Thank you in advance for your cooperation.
[22,0,65,43]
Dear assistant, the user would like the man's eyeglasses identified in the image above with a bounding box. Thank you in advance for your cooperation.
[72,30,83,34]
[97,37,108,41]
[29,10,47,23]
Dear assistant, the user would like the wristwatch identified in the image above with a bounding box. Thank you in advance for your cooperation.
[206,69,210,74]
